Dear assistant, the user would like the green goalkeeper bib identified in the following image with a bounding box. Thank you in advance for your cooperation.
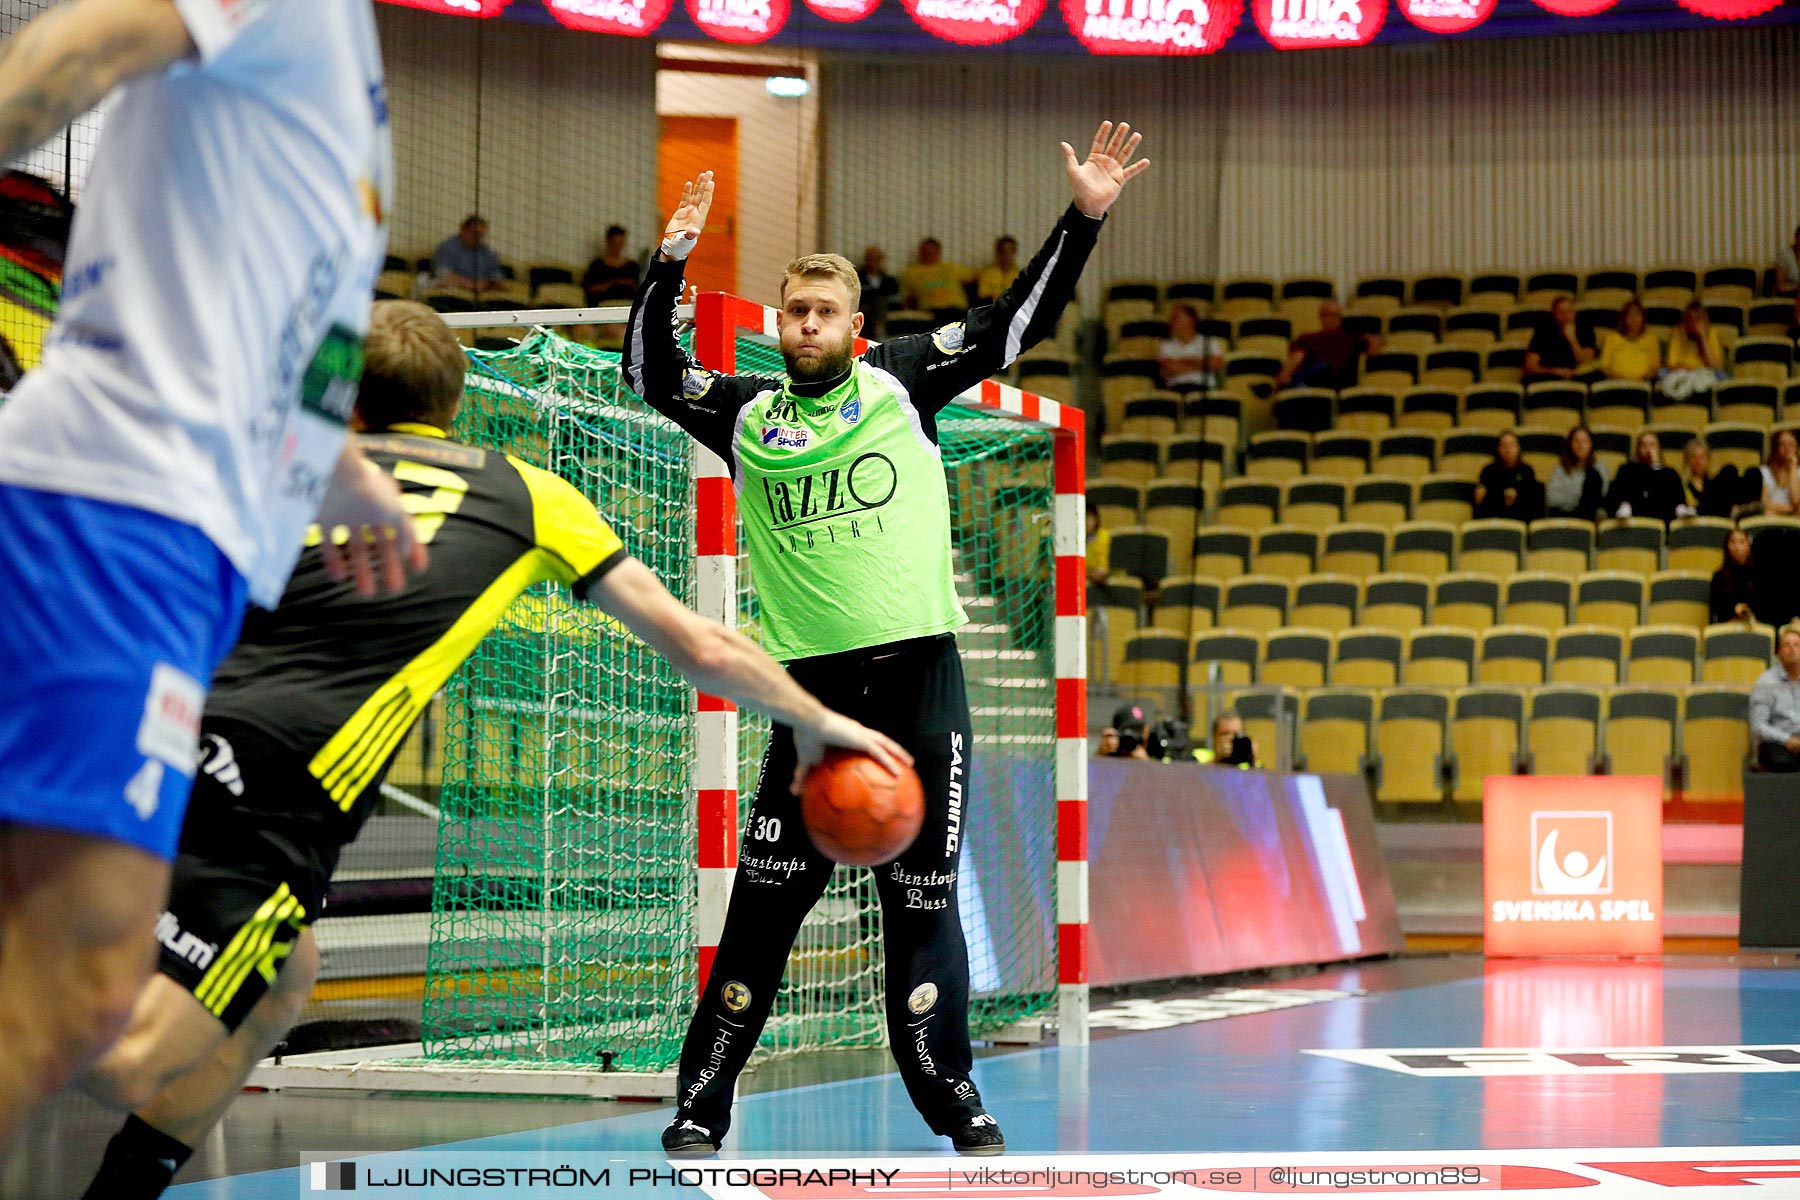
[732,362,964,661]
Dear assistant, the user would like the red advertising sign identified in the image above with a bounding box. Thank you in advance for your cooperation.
[806,0,881,20]
[1483,776,1663,957]
[1252,0,1385,48]
[1064,0,1241,53]
[1395,0,1493,33]
[686,0,791,40]
[381,0,513,14]
[901,0,1047,44]
[546,0,676,34]
[1528,0,1618,14]
[1674,0,1781,17]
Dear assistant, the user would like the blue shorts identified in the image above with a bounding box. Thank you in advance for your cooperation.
[0,484,246,859]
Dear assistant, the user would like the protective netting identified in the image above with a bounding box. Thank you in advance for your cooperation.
[0,4,93,389]
[418,324,1058,1074]
[418,330,696,1070]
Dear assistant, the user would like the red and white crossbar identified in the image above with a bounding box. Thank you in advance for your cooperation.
[689,292,1089,1046]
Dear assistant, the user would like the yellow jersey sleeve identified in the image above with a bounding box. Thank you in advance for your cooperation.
[510,457,629,590]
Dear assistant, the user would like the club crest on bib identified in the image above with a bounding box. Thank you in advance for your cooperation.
[839,397,862,425]
[908,982,939,1014]
[761,425,810,451]
[681,369,715,401]
[722,980,752,1012]
[932,323,969,355]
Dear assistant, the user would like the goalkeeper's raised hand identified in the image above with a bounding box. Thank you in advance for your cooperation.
[657,171,715,262]
[1062,121,1150,220]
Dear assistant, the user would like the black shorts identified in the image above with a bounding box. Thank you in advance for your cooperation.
[157,721,350,1032]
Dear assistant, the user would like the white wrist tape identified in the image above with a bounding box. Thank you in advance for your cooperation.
[660,233,696,261]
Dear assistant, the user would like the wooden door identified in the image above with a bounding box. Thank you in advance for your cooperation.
[657,116,738,298]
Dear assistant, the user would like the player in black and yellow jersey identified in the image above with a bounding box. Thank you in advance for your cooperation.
[71,301,908,1200]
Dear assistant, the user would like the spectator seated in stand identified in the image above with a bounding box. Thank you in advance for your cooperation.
[1680,439,1744,520]
[1523,295,1599,385]
[1474,429,1546,522]
[1711,528,1766,626]
[1775,223,1800,297]
[581,225,640,306]
[1750,626,1800,773]
[856,246,900,338]
[1760,428,1799,518]
[1606,428,1685,522]
[432,213,506,293]
[1086,500,1112,587]
[1159,302,1226,394]
[1272,298,1378,391]
[975,236,1021,302]
[1598,299,1662,383]
[1661,301,1730,399]
[900,237,974,321]
[1545,424,1608,522]
[0,330,19,393]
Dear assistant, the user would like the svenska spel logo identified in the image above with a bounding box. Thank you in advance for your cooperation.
[310,1160,356,1191]
[1531,811,1612,896]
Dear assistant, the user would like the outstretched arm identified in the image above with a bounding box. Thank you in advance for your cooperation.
[866,121,1149,413]
[0,0,196,166]
[585,557,912,789]
[621,171,763,465]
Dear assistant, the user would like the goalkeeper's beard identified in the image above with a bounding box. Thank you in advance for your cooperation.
[782,330,858,384]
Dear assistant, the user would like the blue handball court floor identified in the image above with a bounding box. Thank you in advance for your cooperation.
[16,955,1800,1198]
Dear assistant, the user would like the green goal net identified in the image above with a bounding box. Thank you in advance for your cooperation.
[415,324,1058,1077]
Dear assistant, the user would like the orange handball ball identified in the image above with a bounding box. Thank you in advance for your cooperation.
[800,749,925,867]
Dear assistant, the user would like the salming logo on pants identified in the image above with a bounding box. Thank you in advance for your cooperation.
[672,634,984,1139]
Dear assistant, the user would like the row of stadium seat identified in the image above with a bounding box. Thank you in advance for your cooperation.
[1188,684,1751,805]
[1093,570,1721,639]
[1101,265,1787,326]
[1104,300,1800,359]
[1101,474,1785,540]
[1086,338,1799,418]
[1099,423,1799,491]
[1103,381,1800,444]
[1103,623,1772,691]
[1104,518,1775,587]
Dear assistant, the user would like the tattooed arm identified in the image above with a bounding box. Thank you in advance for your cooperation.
[0,0,194,166]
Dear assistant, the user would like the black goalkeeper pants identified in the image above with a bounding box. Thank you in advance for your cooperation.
[671,633,984,1140]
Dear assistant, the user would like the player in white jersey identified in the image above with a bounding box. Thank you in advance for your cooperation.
[0,0,420,1156]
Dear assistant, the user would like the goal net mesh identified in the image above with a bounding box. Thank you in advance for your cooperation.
[407,324,1057,1074]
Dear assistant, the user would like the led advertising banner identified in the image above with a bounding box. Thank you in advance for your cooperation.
[806,0,883,20]
[546,0,678,34]
[1084,764,1402,987]
[687,0,790,40]
[1395,0,1494,33]
[1252,0,1387,47]
[1483,775,1664,957]
[1063,0,1243,53]
[380,0,514,14]
[901,0,1048,44]
[377,0,1800,53]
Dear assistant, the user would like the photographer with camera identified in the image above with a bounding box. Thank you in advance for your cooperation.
[1099,704,1154,758]
[1193,711,1259,769]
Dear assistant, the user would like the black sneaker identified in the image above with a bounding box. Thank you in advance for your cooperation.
[661,1119,720,1157]
[950,1112,1006,1156]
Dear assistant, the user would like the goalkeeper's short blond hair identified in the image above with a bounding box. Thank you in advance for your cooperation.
[781,254,861,309]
